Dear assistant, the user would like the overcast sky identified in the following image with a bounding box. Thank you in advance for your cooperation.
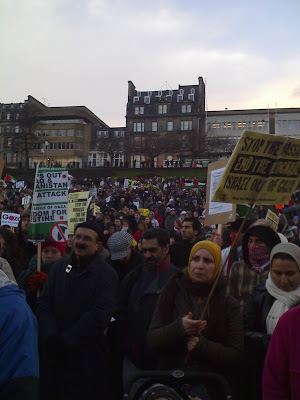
[1,0,300,126]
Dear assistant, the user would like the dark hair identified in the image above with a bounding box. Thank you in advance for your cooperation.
[0,227,25,279]
[182,217,201,234]
[272,253,297,264]
[141,228,170,247]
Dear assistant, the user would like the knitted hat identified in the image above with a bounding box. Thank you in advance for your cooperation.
[74,221,103,241]
[41,241,66,256]
[107,231,133,260]
[270,242,300,270]
[188,240,222,283]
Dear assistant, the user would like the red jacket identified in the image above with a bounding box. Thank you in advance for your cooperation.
[263,307,300,400]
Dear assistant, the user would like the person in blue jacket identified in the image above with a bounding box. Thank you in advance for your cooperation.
[0,269,39,400]
[36,221,118,400]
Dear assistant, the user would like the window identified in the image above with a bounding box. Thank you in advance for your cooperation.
[177,94,183,102]
[166,95,172,101]
[158,104,167,114]
[169,90,173,95]
[75,143,83,150]
[191,88,195,94]
[50,143,57,150]
[257,121,265,128]
[237,122,246,129]
[99,152,108,167]
[66,142,74,150]
[137,91,141,97]
[179,89,184,95]
[15,113,19,120]
[152,122,158,132]
[51,129,57,137]
[42,130,50,137]
[35,129,41,137]
[133,96,139,103]
[167,121,173,131]
[97,130,109,138]
[114,130,125,138]
[182,105,191,113]
[133,122,144,132]
[158,90,162,96]
[181,121,192,130]
[188,94,194,101]
[144,96,150,104]
[76,130,83,137]
[67,129,74,136]
[58,142,65,150]
[134,106,144,115]
[6,113,10,120]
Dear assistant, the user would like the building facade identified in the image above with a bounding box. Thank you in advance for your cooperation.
[126,77,206,167]
[0,96,108,168]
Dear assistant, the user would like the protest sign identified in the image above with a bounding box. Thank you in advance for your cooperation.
[28,166,69,241]
[265,209,280,231]
[22,195,31,209]
[205,160,236,226]
[1,212,20,228]
[68,191,89,234]
[16,181,25,189]
[212,131,300,205]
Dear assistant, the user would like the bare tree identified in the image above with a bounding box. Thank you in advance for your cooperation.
[95,134,124,166]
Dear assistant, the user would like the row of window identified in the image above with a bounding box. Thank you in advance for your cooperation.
[133,120,193,132]
[133,93,195,104]
[208,121,267,130]
[32,142,83,150]
[96,130,125,138]
[134,104,192,115]
[1,112,20,121]
[35,129,82,137]
[277,120,300,129]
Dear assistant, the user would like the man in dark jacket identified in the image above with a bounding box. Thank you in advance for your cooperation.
[116,228,178,373]
[37,221,118,400]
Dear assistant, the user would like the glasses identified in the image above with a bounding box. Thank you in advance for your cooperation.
[74,234,93,242]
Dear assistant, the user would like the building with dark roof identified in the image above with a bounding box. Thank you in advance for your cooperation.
[126,77,206,167]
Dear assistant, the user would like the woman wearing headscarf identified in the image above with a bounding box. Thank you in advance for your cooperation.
[148,241,243,399]
[243,242,300,400]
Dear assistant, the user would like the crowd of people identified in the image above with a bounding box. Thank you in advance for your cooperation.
[0,174,300,400]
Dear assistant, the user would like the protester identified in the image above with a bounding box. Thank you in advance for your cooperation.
[243,242,300,399]
[0,270,39,400]
[15,209,36,268]
[115,228,178,395]
[262,306,300,400]
[37,221,118,400]
[148,241,243,399]
[227,220,281,314]
[18,241,66,312]
[0,226,25,280]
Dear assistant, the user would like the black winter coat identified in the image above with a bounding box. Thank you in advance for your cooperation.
[37,253,118,400]
[115,262,178,369]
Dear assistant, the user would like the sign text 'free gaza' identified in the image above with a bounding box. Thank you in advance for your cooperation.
[212,131,300,205]
[29,167,69,242]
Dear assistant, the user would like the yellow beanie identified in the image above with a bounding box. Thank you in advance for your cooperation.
[188,240,222,283]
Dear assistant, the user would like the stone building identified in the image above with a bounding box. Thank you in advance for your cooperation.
[0,96,108,168]
[126,77,206,167]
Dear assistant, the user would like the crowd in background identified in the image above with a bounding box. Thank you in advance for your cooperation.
[0,174,300,400]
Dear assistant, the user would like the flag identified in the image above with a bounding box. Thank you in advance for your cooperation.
[192,161,202,168]
[4,174,17,183]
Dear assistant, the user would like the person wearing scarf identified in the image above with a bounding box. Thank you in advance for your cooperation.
[148,241,243,399]
[227,219,281,315]
[244,242,300,400]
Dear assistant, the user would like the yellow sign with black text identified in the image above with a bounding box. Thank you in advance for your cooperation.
[212,131,300,205]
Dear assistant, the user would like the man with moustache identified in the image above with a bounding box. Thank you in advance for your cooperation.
[37,221,118,400]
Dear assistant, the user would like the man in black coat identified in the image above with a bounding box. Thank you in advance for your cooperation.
[37,221,118,400]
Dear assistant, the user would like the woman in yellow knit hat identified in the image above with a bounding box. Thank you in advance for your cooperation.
[147,240,243,399]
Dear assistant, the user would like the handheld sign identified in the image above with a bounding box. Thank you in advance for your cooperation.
[1,212,20,228]
[205,159,236,226]
[28,166,69,242]
[68,192,89,235]
[212,131,300,205]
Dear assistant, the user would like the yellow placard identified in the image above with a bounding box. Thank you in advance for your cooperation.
[68,192,90,234]
[93,205,100,216]
[265,209,280,231]
[212,131,300,205]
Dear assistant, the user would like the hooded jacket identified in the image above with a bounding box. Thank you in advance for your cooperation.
[0,270,39,400]
[227,219,280,314]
